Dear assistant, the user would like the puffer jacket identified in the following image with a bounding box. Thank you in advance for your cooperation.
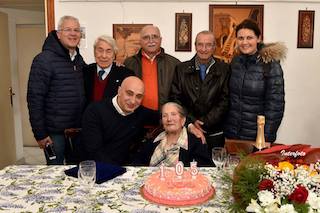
[170,56,230,134]
[124,48,180,108]
[224,42,287,142]
[27,30,86,140]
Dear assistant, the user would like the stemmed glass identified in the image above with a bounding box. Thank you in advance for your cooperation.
[78,160,96,190]
[225,154,241,176]
[212,147,227,170]
[78,160,96,211]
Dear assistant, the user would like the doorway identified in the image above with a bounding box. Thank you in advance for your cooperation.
[16,24,46,147]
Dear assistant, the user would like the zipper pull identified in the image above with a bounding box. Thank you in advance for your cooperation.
[74,65,76,71]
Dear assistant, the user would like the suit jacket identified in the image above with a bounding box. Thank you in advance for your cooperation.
[83,62,135,105]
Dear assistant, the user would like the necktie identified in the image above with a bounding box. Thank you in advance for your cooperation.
[98,69,105,80]
[199,64,206,81]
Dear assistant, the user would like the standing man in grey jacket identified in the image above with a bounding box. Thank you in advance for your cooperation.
[27,15,86,165]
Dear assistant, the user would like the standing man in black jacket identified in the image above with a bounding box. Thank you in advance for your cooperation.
[27,15,86,165]
[83,35,134,105]
[170,31,230,151]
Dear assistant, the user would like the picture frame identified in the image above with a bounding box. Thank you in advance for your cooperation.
[209,5,264,62]
[175,13,192,51]
[297,10,314,48]
[113,24,150,63]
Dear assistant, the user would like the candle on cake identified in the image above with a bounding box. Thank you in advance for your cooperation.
[190,160,198,179]
[159,163,165,181]
[175,161,184,179]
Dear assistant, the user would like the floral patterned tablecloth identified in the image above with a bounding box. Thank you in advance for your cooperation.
[0,165,230,212]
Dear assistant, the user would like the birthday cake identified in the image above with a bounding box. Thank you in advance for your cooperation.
[141,167,215,206]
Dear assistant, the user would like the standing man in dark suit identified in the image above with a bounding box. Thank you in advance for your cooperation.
[83,35,134,104]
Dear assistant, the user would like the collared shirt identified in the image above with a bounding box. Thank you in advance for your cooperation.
[112,95,132,116]
[69,51,77,61]
[195,56,215,75]
[96,64,112,80]
[149,127,188,167]
[141,49,161,62]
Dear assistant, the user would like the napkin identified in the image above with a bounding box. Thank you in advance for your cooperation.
[64,161,126,184]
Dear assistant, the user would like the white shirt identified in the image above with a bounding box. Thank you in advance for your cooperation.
[96,64,112,80]
[112,95,133,116]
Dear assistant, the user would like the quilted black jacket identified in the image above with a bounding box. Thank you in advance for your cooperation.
[27,30,86,140]
[224,42,286,142]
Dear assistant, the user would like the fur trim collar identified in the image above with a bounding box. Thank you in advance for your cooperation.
[258,42,287,63]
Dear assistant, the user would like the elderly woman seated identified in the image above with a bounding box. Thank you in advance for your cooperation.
[133,102,214,167]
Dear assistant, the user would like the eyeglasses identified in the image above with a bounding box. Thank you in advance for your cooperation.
[59,28,81,34]
[141,34,160,41]
[196,43,214,49]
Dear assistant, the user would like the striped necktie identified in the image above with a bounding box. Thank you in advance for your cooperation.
[98,69,105,80]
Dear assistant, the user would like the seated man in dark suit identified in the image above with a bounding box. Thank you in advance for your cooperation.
[79,76,159,165]
[83,35,135,104]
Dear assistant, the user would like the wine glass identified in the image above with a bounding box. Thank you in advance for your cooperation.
[78,160,96,212]
[78,160,96,190]
[212,147,227,170]
[226,154,241,176]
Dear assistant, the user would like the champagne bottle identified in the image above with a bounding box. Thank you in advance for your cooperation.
[255,115,266,151]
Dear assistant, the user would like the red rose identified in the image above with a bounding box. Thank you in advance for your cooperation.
[258,179,274,191]
[288,185,308,204]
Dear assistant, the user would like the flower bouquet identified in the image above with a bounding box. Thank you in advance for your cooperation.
[230,157,320,213]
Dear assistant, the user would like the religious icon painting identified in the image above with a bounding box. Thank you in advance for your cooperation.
[175,13,192,51]
[297,10,315,48]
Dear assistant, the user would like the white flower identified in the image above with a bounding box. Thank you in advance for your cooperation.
[279,204,297,213]
[246,199,263,213]
[264,202,280,213]
[311,174,320,183]
[307,191,320,210]
[258,190,275,207]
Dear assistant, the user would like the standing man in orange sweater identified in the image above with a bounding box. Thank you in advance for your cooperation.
[124,25,180,111]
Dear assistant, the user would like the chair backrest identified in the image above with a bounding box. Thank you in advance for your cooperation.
[225,138,271,155]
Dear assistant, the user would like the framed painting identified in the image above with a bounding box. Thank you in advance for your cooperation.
[175,13,192,51]
[113,24,150,63]
[209,5,264,62]
[297,10,314,48]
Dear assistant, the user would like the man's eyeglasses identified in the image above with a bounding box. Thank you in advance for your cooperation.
[59,28,81,34]
[141,34,160,41]
[196,43,214,49]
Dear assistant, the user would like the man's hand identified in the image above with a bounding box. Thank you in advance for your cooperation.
[37,136,53,149]
[194,120,207,133]
[188,123,206,144]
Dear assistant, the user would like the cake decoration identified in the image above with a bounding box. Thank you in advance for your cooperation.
[141,161,215,206]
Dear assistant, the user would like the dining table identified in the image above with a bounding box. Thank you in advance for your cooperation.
[0,165,232,212]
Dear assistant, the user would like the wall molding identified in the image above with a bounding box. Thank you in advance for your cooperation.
[59,0,320,3]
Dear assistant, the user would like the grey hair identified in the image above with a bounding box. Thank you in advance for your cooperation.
[195,30,216,45]
[161,102,186,118]
[140,25,161,37]
[93,35,118,54]
[57,15,80,30]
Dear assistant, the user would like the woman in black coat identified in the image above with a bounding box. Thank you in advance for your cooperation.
[224,19,286,143]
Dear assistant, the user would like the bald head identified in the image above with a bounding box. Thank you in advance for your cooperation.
[117,76,145,114]
[139,25,162,58]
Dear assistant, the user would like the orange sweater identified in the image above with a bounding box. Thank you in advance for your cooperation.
[141,56,158,110]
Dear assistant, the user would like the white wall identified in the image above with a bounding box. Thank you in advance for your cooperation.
[55,1,320,146]
[0,8,44,160]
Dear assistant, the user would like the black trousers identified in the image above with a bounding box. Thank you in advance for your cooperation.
[205,133,225,154]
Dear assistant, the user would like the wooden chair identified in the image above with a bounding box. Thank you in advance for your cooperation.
[225,138,271,155]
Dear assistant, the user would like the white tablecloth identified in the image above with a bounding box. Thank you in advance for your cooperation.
[0,165,231,212]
